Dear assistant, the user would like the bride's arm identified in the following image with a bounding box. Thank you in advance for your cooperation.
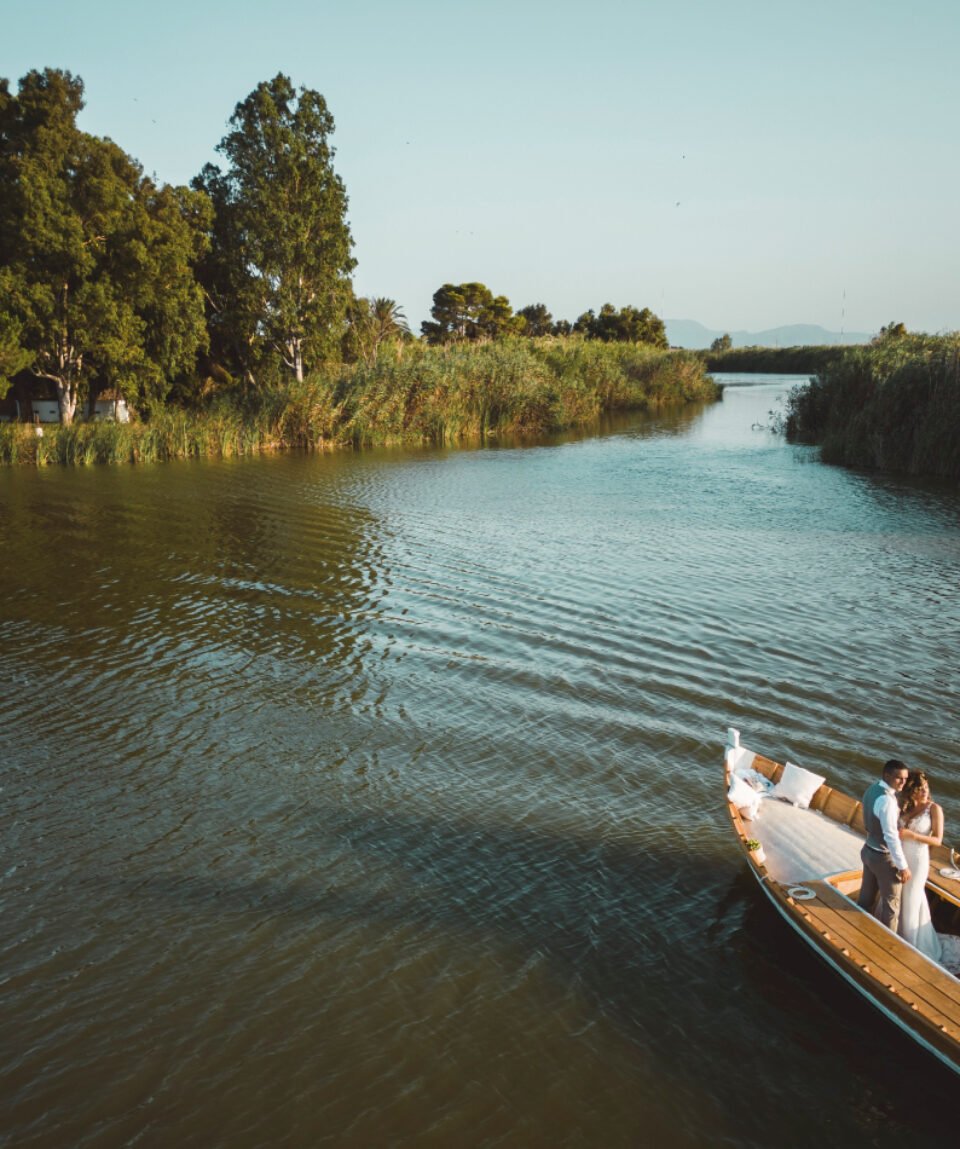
[903,804,944,847]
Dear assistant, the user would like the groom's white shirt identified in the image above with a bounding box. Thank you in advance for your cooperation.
[869,779,909,871]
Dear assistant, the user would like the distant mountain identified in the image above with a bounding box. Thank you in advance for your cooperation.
[666,319,873,350]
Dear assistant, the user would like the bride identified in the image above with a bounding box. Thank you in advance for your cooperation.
[898,772,946,963]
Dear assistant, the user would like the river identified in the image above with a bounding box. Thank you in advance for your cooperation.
[1,376,958,1148]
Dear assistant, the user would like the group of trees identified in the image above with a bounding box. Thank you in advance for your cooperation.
[2,67,670,425]
[0,69,212,423]
[1,69,357,422]
[421,286,667,348]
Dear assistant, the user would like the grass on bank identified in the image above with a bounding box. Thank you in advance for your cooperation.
[779,333,960,480]
[703,344,854,375]
[1,337,720,466]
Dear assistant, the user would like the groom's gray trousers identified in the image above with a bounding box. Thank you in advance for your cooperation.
[858,843,903,930]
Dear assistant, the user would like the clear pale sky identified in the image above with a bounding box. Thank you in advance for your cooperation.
[3,0,958,336]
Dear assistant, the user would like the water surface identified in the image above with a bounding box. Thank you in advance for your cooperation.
[1,378,958,1147]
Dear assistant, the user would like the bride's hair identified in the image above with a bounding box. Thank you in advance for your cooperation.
[902,771,930,810]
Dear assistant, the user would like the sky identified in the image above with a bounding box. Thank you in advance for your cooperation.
[3,0,959,337]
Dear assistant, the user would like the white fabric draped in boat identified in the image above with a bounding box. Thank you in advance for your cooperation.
[748,795,864,884]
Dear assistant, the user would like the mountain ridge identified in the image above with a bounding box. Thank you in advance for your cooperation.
[666,319,873,349]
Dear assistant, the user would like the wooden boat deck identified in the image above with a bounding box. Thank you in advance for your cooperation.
[777,878,960,1061]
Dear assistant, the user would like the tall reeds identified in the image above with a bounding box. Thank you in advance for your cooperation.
[704,345,851,374]
[1,337,721,466]
[780,334,960,479]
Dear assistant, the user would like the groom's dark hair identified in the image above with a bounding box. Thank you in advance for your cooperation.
[883,759,908,779]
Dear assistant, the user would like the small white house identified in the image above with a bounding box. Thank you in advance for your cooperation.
[28,399,61,424]
[92,397,131,423]
[1,393,132,424]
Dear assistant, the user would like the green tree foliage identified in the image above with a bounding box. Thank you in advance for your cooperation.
[421,282,519,343]
[195,74,355,385]
[517,303,553,336]
[0,310,32,389]
[342,296,411,363]
[873,321,908,345]
[0,69,211,423]
[710,333,733,353]
[573,303,668,347]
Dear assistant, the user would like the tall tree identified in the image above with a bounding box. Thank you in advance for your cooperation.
[517,303,553,336]
[421,282,519,343]
[0,69,210,422]
[195,74,355,384]
[573,303,667,347]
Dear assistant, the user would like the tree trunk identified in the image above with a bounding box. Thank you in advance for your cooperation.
[56,379,78,425]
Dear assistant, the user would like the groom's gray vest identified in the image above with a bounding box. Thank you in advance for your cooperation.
[862,780,891,853]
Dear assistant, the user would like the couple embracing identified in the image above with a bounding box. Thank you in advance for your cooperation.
[857,758,944,963]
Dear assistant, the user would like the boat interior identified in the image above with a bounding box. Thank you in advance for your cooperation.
[727,747,960,930]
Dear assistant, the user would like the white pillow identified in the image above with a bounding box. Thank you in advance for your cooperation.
[772,761,825,809]
[728,773,761,820]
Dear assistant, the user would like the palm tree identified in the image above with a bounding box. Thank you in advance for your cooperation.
[343,297,411,364]
[370,298,411,349]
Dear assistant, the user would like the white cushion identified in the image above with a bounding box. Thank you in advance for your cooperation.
[771,761,825,809]
[728,773,762,820]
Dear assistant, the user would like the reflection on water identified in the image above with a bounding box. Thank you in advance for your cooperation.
[1,380,958,1148]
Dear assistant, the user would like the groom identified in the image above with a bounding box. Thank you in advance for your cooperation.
[857,759,912,929]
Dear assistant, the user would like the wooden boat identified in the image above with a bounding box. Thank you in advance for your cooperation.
[723,728,960,1077]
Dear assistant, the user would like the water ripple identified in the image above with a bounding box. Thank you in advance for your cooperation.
[1,390,959,1147]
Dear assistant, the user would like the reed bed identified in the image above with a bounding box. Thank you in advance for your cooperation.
[1,338,720,466]
[780,334,960,479]
[704,344,852,374]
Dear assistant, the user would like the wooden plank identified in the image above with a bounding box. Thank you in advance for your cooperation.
[798,883,960,1028]
[850,803,866,835]
[764,882,960,1067]
[750,753,781,783]
[809,783,832,813]
[822,789,861,828]
[796,901,956,1029]
[782,892,960,1061]
[930,844,960,908]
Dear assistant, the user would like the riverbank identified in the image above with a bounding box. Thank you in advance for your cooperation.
[0,338,719,465]
[702,344,853,374]
[779,333,960,480]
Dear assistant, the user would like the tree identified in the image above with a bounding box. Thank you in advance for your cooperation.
[342,295,410,363]
[517,303,553,336]
[710,333,733,353]
[0,69,210,422]
[369,297,411,346]
[572,303,667,347]
[195,74,355,385]
[0,308,32,389]
[421,282,519,343]
[873,322,908,345]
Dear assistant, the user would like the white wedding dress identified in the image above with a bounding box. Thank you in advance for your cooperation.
[899,808,960,976]
[898,808,942,962]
